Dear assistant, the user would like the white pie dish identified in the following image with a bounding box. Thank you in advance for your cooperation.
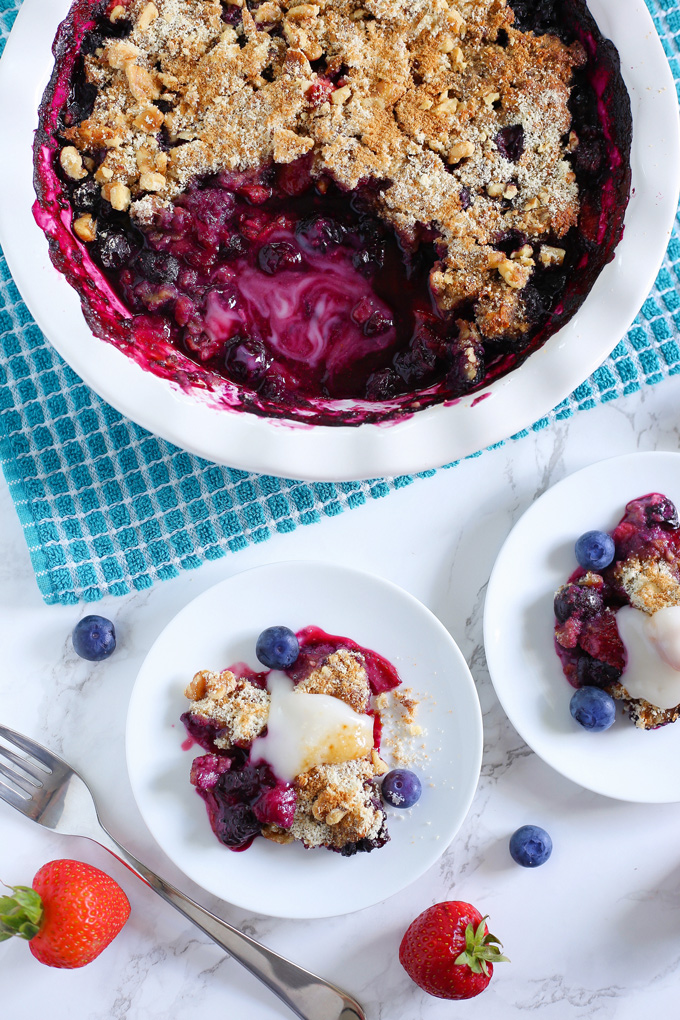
[0,0,677,481]
[126,562,483,917]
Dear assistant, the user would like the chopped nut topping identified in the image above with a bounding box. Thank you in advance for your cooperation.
[330,84,352,106]
[498,257,532,289]
[109,183,132,211]
[139,171,166,191]
[105,41,140,70]
[73,214,97,242]
[137,2,159,32]
[133,106,165,132]
[434,96,459,115]
[448,139,474,163]
[125,63,160,103]
[94,165,114,183]
[59,146,87,181]
[253,2,282,23]
[539,244,566,266]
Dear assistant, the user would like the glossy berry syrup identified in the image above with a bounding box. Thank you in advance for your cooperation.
[182,626,400,852]
[34,0,632,425]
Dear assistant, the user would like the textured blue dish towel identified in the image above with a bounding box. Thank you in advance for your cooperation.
[1,0,679,605]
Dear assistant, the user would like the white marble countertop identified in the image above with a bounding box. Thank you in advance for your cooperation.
[3,376,680,1020]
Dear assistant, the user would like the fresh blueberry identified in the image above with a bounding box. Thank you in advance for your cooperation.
[570,686,617,731]
[509,824,553,867]
[381,769,422,808]
[574,530,615,571]
[72,615,116,661]
[256,626,300,669]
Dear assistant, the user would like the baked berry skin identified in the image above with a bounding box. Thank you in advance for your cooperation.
[255,626,300,669]
[570,686,617,731]
[553,583,602,624]
[381,769,422,808]
[574,530,616,571]
[576,653,622,688]
[72,615,116,661]
[641,494,679,530]
[509,824,553,867]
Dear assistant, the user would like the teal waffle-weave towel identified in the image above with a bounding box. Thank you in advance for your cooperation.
[1,0,679,605]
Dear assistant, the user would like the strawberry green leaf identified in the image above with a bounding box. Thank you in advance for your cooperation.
[454,916,509,974]
[0,886,43,942]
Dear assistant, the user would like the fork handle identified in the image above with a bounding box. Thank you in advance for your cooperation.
[92,828,365,1020]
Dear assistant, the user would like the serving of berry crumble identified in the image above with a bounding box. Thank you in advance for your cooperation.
[181,625,403,854]
[33,0,631,425]
[554,494,680,730]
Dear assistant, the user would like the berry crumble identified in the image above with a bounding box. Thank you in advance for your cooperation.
[181,626,402,854]
[554,494,680,730]
[35,0,631,424]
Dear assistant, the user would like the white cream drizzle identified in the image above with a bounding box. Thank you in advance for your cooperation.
[250,671,374,782]
[617,605,680,710]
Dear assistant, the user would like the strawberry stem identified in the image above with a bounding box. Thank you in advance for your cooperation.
[0,885,43,942]
[454,916,509,976]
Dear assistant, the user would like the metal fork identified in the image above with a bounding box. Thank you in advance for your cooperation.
[0,724,365,1020]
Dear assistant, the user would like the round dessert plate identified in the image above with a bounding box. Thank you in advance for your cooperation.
[484,451,680,803]
[126,562,483,918]
[0,0,678,480]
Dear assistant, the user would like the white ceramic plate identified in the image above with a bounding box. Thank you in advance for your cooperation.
[0,1,677,481]
[126,562,483,917]
[484,452,680,803]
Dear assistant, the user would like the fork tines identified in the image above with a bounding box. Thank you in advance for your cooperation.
[0,725,53,802]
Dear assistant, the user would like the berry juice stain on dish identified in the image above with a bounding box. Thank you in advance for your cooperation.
[554,493,680,730]
[34,0,631,425]
[181,626,406,855]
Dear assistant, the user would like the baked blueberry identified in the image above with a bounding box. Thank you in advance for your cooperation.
[553,583,602,623]
[576,654,622,688]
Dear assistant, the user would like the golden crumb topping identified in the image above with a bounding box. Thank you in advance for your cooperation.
[62,0,585,342]
[295,648,371,712]
[184,668,270,746]
[615,556,680,615]
[291,756,384,848]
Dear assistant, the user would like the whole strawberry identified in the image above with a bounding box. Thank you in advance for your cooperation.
[399,900,508,999]
[0,859,130,968]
